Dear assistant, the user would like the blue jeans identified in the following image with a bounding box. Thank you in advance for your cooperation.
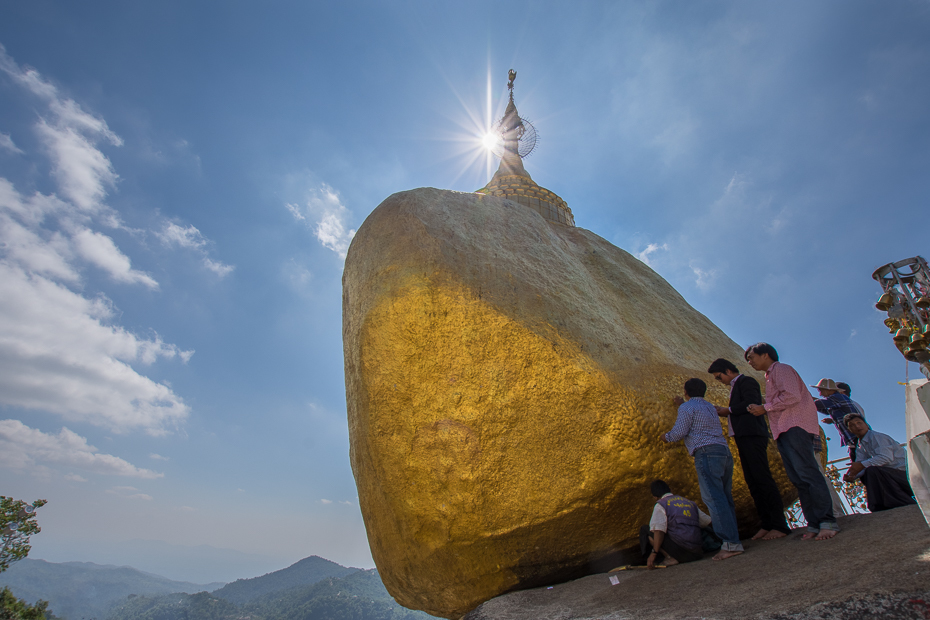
[693,443,743,551]
[776,426,838,532]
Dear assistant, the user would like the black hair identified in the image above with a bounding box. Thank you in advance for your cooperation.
[707,358,738,375]
[744,342,779,362]
[684,378,707,398]
[650,480,672,498]
[843,412,866,427]
[836,382,851,396]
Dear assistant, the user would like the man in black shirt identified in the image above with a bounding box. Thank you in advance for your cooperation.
[708,358,791,540]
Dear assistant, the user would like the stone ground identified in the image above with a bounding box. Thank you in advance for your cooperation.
[463,504,930,620]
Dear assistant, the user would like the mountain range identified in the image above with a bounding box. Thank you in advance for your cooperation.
[0,555,437,620]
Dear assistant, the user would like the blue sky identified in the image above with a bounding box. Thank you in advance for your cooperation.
[1,1,928,584]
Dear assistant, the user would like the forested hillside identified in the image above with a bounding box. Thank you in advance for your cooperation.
[212,555,358,604]
[0,559,223,620]
[107,569,437,620]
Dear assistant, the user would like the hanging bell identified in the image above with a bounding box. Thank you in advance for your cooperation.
[893,327,913,342]
[875,293,894,311]
[910,333,928,348]
[916,296,930,309]
[884,318,900,332]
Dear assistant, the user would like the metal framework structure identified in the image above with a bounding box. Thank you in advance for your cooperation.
[873,256,930,378]
[783,455,870,527]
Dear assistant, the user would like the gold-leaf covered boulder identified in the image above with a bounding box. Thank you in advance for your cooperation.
[342,188,796,618]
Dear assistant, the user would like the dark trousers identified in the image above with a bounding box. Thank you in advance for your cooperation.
[861,466,917,512]
[776,426,837,531]
[639,524,703,564]
[735,435,791,534]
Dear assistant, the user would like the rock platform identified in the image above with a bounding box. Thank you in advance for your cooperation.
[464,505,930,620]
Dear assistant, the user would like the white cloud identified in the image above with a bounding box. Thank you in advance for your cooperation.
[0,132,23,154]
[286,184,356,259]
[0,46,192,435]
[73,228,158,288]
[35,118,119,213]
[159,222,207,250]
[158,222,234,278]
[689,260,717,292]
[284,202,305,221]
[107,486,153,500]
[149,453,169,461]
[320,499,332,505]
[0,420,163,479]
[64,473,87,482]
[0,45,121,215]
[203,258,234,278]
[637,242,668,266]
[0,262,191,434]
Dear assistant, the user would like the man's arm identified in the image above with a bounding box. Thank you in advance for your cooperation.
[730,376,762,416]
[647,530,664,569]
[697,508,712,528]
[664,404,693,443]
[858,432,896,468]
[763,364,804,414]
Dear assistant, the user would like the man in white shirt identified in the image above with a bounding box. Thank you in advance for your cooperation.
[640,479,712,569]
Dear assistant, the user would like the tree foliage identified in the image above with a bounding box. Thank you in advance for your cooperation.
[1,497,47,574]
[0,587,55,620]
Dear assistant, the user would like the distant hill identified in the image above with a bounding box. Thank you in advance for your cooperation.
[243,568,435,619]
[0,559,224,620]
[107,567,440,620]
[212,555,358,604]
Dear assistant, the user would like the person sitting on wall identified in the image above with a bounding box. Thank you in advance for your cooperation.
[641,479,711,569]
[842,413,917,512]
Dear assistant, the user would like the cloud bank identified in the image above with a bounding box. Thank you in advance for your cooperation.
[0,44,193,435]
[0,420,163,479]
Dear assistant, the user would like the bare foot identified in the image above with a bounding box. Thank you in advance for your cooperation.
[815,529,838,540]
[658,556,679,567]
[712,549,743,561]
[800,531,817,540]
[751,528,770,540]
[761,530,787,540]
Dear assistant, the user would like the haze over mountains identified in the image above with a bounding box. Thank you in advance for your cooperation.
[0,555,436,620]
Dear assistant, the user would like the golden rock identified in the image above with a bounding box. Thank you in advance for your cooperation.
[342,188,796,619]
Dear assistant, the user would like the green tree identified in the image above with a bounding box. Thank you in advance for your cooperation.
[0,497,47,574]
[0,588,53,620]
[1,497,54,619]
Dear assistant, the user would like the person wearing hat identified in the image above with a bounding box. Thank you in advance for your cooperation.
[842,413,916,512]
[812,378,863,461]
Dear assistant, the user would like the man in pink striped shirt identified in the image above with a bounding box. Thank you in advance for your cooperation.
[744,342,839,540]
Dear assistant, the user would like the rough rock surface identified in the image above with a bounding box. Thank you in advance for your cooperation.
[464,505,930,620]
[342,188,796,619]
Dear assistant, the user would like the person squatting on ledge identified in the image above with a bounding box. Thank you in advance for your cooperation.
[640,480,711,569]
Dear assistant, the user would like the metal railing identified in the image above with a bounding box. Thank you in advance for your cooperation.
[783,456,869,528]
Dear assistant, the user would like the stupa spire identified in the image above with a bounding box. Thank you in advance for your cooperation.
[477,70,575,227]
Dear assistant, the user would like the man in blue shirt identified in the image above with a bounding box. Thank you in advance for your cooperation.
[842,413,916,512]
[664,378,744,560]
[812,378,863,460]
